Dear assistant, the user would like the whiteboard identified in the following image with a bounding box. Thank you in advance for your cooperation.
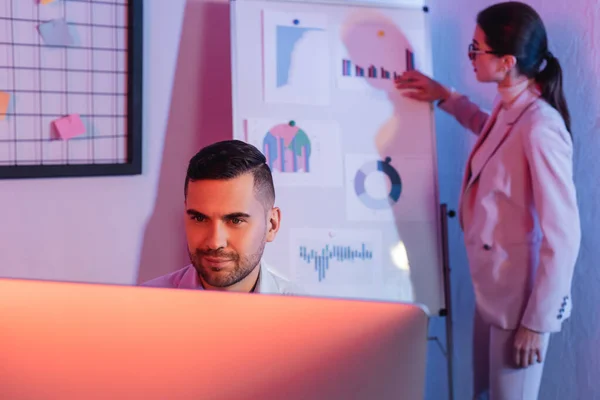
[230,0,444,315]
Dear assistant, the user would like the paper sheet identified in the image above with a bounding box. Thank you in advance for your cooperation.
[344,153,437,222]
[290,228,384,299]
[336,11,424,94]
[245,118,343,187]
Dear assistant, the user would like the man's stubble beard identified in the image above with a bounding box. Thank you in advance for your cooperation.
[190,238,267,288]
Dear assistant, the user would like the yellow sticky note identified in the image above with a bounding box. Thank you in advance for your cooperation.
[0,91,10,121]
[40,0,57,5]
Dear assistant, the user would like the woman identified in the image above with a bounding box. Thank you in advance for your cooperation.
[396,2,580,399]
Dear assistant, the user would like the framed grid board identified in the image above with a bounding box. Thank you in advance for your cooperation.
[0,0,142,179]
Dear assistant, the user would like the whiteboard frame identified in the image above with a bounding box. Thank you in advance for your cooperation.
[232,0,428,10]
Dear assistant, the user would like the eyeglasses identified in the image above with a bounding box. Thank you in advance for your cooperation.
[468,43,501,60]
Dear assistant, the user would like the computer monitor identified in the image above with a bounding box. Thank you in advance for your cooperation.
[0,278,429,399]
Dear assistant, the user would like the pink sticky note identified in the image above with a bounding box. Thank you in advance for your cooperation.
[0,91,10,121]
[52,114,86,140]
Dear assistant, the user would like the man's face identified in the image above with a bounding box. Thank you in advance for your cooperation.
[184,173,280,289]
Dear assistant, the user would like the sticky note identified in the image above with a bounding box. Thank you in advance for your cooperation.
[81,117,98,137]
[52,114,86,140]
[38,18,74,47]
[0,91,10,121]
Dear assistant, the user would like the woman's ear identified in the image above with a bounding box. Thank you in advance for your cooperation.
[502,55,517,71]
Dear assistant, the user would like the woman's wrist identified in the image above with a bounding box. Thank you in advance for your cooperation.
[437,86,454,105]
[440,86,452,101]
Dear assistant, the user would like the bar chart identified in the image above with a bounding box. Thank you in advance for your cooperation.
[340,49,414,80]
[291,228,383,289]
[299,243,374,282]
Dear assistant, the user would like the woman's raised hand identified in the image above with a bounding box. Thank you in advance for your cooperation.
[394,70,452,103]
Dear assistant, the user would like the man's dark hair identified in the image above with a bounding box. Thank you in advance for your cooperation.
[184,140,275,208]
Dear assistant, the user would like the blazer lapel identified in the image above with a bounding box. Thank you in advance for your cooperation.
[457,99,501,230]
[459,98,503,195]
[466,114,510,189]
[463,88,539,192]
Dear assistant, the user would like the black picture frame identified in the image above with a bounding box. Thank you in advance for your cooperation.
[0,0,143,179]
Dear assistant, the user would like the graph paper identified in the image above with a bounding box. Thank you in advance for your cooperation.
[0,0,142,179]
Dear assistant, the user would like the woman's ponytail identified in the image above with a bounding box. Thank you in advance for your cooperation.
[535,52,572,136]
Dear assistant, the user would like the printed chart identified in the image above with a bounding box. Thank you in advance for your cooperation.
[245,118,343,187]
[344,153,436,222]
[291,228,384,298]
[336,12,416,95]
[262,10,330,105]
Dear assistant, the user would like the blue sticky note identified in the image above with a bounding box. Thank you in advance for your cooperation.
[68,25,81,47]
[38,18,75,47]
[80,117,99,138]
[5,93,16,121]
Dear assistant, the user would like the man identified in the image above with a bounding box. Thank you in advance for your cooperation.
[142,140,301,295]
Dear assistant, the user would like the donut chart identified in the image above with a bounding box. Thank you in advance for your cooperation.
[353,156,402,209]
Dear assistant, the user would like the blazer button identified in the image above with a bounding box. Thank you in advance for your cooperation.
[557,314,563,320]
[483,244,491,250]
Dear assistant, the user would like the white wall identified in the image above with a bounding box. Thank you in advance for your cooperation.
[135,0,234,284]
[1,0,598,399]
[428,0,600,399]
[0,0,231,285]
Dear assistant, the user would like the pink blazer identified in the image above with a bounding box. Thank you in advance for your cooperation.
[439,87,580,332]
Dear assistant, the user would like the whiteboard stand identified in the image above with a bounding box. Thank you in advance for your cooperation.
[427,204,455,400]
[438,203,455,400]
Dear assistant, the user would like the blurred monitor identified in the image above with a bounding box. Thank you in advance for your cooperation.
[0,278,428,400]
